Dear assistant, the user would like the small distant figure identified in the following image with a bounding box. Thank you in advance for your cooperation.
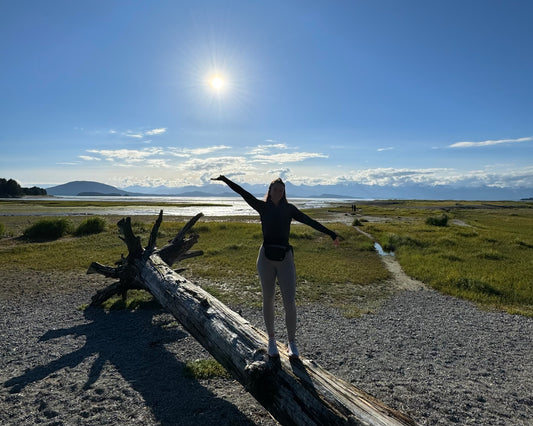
[212,175,340,359]
[351,204,357,212]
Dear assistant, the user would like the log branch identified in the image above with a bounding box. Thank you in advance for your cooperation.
[87,262,121,278]
[145,209,164,256]
[117,217,143,259]
[158,212,204,266]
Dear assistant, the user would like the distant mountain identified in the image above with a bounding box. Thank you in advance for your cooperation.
[44,180,533,201]
[46,181,136,196]
[125,181,533,200]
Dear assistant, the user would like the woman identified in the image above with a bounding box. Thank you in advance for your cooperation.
[212,175,340,359]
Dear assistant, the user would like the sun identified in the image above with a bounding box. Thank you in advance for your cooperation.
[210,76,224,90]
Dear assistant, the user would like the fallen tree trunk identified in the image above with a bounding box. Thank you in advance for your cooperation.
[88,212,417,426]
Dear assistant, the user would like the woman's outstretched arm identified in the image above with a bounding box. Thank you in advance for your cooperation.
[290,205,341,246]
[211,175,263,211]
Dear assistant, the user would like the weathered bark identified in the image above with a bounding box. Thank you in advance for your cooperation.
[89,212,417,426]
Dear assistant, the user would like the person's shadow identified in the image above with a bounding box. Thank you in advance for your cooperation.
[4,304,258,425]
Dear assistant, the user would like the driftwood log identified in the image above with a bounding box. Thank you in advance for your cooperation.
[88,212,417,426]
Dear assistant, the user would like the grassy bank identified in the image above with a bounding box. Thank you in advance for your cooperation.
[355,200,533,316]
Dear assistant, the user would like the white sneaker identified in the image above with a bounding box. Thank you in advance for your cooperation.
[288,340,299,359]
[268,338,279,357]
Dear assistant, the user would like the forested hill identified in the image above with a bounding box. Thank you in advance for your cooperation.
[0,178,47,197]
[45,180,132,196]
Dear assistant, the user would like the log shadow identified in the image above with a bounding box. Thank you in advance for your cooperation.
[4,306,259,426]
[289,357,318,397]
[288,358,343,424]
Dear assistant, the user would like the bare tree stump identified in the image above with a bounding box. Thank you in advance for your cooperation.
[88,212,417,426]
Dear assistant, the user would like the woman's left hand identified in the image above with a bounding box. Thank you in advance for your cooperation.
[333,237,340,248]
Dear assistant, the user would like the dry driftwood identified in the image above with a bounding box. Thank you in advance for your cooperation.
[87,211,203,306]
[88,212,417,426]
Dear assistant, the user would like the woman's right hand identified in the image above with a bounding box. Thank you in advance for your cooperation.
[211,175,225,181]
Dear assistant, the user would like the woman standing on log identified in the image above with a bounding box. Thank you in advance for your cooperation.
[212,175,340,359]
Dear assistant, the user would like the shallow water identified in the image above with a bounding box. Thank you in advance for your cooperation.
[0,196,358,217]
[374,242,394,256]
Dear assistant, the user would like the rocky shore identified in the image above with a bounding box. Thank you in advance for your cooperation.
[1,270,532,425]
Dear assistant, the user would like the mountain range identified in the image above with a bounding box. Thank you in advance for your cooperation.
[44,180,533,201]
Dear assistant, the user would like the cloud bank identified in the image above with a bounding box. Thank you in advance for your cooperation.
[72,140,533,190]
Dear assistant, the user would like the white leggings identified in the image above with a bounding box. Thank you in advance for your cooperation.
[256,245,297,341]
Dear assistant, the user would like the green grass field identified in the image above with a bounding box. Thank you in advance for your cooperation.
[0,207,390,316]
[1,199,532,316]
[358,200,533,316]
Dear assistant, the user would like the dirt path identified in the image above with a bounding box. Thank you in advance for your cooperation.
[351,223,426,292]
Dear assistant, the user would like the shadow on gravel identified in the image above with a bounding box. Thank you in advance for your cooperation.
[4,306,257,425]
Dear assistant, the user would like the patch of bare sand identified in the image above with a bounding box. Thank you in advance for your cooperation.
[380,256,425,291]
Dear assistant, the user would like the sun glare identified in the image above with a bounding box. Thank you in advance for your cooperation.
[210,76,224,90]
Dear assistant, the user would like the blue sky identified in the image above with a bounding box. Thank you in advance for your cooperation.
[1,0,532,191]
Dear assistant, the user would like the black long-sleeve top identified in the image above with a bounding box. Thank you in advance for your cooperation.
[220,176,337,246]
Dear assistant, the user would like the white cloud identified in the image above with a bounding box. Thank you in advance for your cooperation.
[86,148,164,162]
[168,148,191,158]
[340,167,461,186]
[101,127,168,139]
[377,147,394,152]
[125,131,144,139]
[168,145,231,157]
[449,136,532,148]
[187,145,231,155]
[332,165,533,189]
[181,155,250,172]
[266,168,292,181]
[252,152,328,163]
[78,155,101,161]
[145,128,167,136]
[145,159,171,168]
[250,143,288,154]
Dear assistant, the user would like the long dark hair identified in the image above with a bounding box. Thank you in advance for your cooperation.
[265,178,287,203]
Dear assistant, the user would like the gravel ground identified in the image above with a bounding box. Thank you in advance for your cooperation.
[1,271,532,425]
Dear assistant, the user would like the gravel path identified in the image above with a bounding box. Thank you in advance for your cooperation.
[1,273,532,425]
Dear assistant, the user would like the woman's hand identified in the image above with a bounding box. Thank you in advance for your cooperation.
[210,175,225,181]
[334,237,340,248]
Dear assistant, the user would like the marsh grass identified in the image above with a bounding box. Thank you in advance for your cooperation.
[74,217,106,236]
[22,218,74,241]
[364,202,533,316]
[0,217,125,271]
[184,359,230,379]
[0,215,391,316]
[98,290,160,310]
[426,213,449,227]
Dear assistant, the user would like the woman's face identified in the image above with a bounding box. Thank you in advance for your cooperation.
[270,182,285,205]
